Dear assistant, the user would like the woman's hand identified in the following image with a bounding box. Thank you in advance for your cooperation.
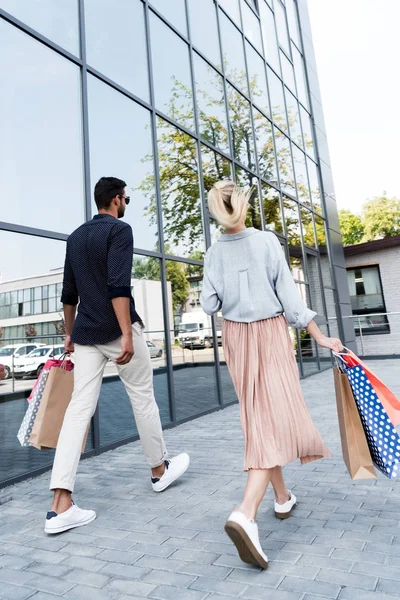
[316,335,344,353]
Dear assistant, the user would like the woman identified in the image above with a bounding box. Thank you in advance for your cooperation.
[200,180,343,569]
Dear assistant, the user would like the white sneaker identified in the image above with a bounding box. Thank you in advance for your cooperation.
[225,511,269,569]
[151,453,190,492]
[45,502,96,535]
[274,490,297,519]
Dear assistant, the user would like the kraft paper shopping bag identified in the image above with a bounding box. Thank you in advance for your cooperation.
[334,367,376,480]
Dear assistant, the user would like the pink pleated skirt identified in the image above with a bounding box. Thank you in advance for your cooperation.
[223,315,331,471]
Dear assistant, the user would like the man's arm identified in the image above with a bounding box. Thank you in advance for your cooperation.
[107,225,135,365]
[61,248,78,353]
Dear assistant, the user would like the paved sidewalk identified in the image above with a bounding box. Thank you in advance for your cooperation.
[1,360,400,600]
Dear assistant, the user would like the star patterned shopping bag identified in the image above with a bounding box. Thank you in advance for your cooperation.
[346,364,400,479]
[17,367,51,446]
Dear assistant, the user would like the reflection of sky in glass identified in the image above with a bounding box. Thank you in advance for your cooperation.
[0,0,80,55]
[0,231,66,283]
[87,75,158,252]
[194,53,229,153]
[150,12,194,132]
[0,21,84,234]
[259,1,280,74]
[187,0,221,68]
[149,0,187,36]
[246,42,270,117]
[219,0,241,26]
[253,110,277,183]
[285,89,302,145]
[85,0,149,102]
[219,11,248,94]
[267,66,288,132]
[241,1,263,53]
[275,0,291,56]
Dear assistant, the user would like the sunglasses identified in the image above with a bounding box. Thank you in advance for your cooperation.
[119,195,130,205]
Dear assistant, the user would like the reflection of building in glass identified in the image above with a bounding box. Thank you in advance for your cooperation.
[0,0,355,485]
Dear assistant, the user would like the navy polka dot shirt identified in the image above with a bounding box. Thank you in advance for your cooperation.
[61,214,142,345]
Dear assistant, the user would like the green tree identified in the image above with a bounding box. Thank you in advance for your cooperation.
[338,209,365,245]
[362,196,400,240]
[132,255,189,312]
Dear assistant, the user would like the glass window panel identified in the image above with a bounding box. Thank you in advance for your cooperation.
[85,0,149,101]
[280,52,296,94]
[262,183,283,234]
[301,207,316,247]
[0,231,66,392]
[193,53,229,153]
[219,0,241,26]
[241,1,263,53]
[253,110,277,184]
[246,42,270,117]
[283,196,301,248]
[259,1,280,73]
[150,12,194,131]
[0,22,84,234]
[87,76,158,252]
[235,168,262,230]
[267,67,288,132]
[306,253,325,318]
[314,216,332,287]
[285,89,302,146]
[292,145,311,206]
[220,11,248,94]
[166,261,219,420]
[300,107,315,159]
[307,158,323,214]
[157,119,205,258]
[227,84,256,170]
[149,0,187,36]
[201,145,232,243]
[187,0,221,68]
[286,0,300,46]
[293,45,309,109]
[0,0,79,55]
[274,129,295,196]
[274,0,290,55]
[291,251,304,281]
[48,284,56,299]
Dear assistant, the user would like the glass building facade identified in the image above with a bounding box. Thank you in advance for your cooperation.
[0,0,354,487]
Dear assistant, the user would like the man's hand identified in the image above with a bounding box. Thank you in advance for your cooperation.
[115,333,134,365]
[64,335,74,354]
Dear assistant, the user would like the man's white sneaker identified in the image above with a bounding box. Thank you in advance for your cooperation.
[225,511,269,569]
[151,453,190,492]
[44,502,96,535]
[274,490,297,519]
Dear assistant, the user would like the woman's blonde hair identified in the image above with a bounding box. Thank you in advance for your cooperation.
[208,180,250,229]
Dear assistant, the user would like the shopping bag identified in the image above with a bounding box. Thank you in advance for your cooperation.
[341,348,400,427]
[334,367,376,480]
[17,368,51,446]
[29,365,88,452]
[28,357,74,403]
[345,364,400,479]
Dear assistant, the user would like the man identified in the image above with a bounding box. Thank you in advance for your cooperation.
[45,177,190,535]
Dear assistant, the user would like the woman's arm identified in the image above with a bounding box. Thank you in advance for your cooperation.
[200,252,222,316]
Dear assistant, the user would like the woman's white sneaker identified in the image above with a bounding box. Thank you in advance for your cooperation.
[151,453,190,492]
[45,503,96,535]
[225,511,269,569]
[274,490,297,519]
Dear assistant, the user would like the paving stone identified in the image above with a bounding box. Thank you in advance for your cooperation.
[332,548,386,565]
[59,543,103,557]
[25,562,73,578]
[0,568,36,586]
[189,576,248,595]
[106,578,157,596]
[148,585,208,600]
[96,548,144,565]
[24,574,76,595]
[177,562,231,579]
[316,568,378,591]
[142,569,196,588]
[242,588,303,600]
[62,568,110,589]
[99,560,150,580]
[297,553,354,572]
[279,576,341,598]
[63,585,120,600]
[0,582,36,600]
[0,555,35,570]
[339,588,398,600]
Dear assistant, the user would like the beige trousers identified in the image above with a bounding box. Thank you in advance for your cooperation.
[50,323,168,492]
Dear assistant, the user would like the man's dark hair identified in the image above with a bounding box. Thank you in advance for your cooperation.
[94,177,127,210]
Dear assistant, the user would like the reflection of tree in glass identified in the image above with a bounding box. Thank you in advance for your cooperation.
[283,197,301,247]
[132,254,189,312]
[262,184,283,234]
[138,62,298,254]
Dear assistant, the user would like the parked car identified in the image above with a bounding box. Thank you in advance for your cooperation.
[0,364,5,381]
[13,344,65,379]
[0,344,45,379]
[146,340,163,358]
